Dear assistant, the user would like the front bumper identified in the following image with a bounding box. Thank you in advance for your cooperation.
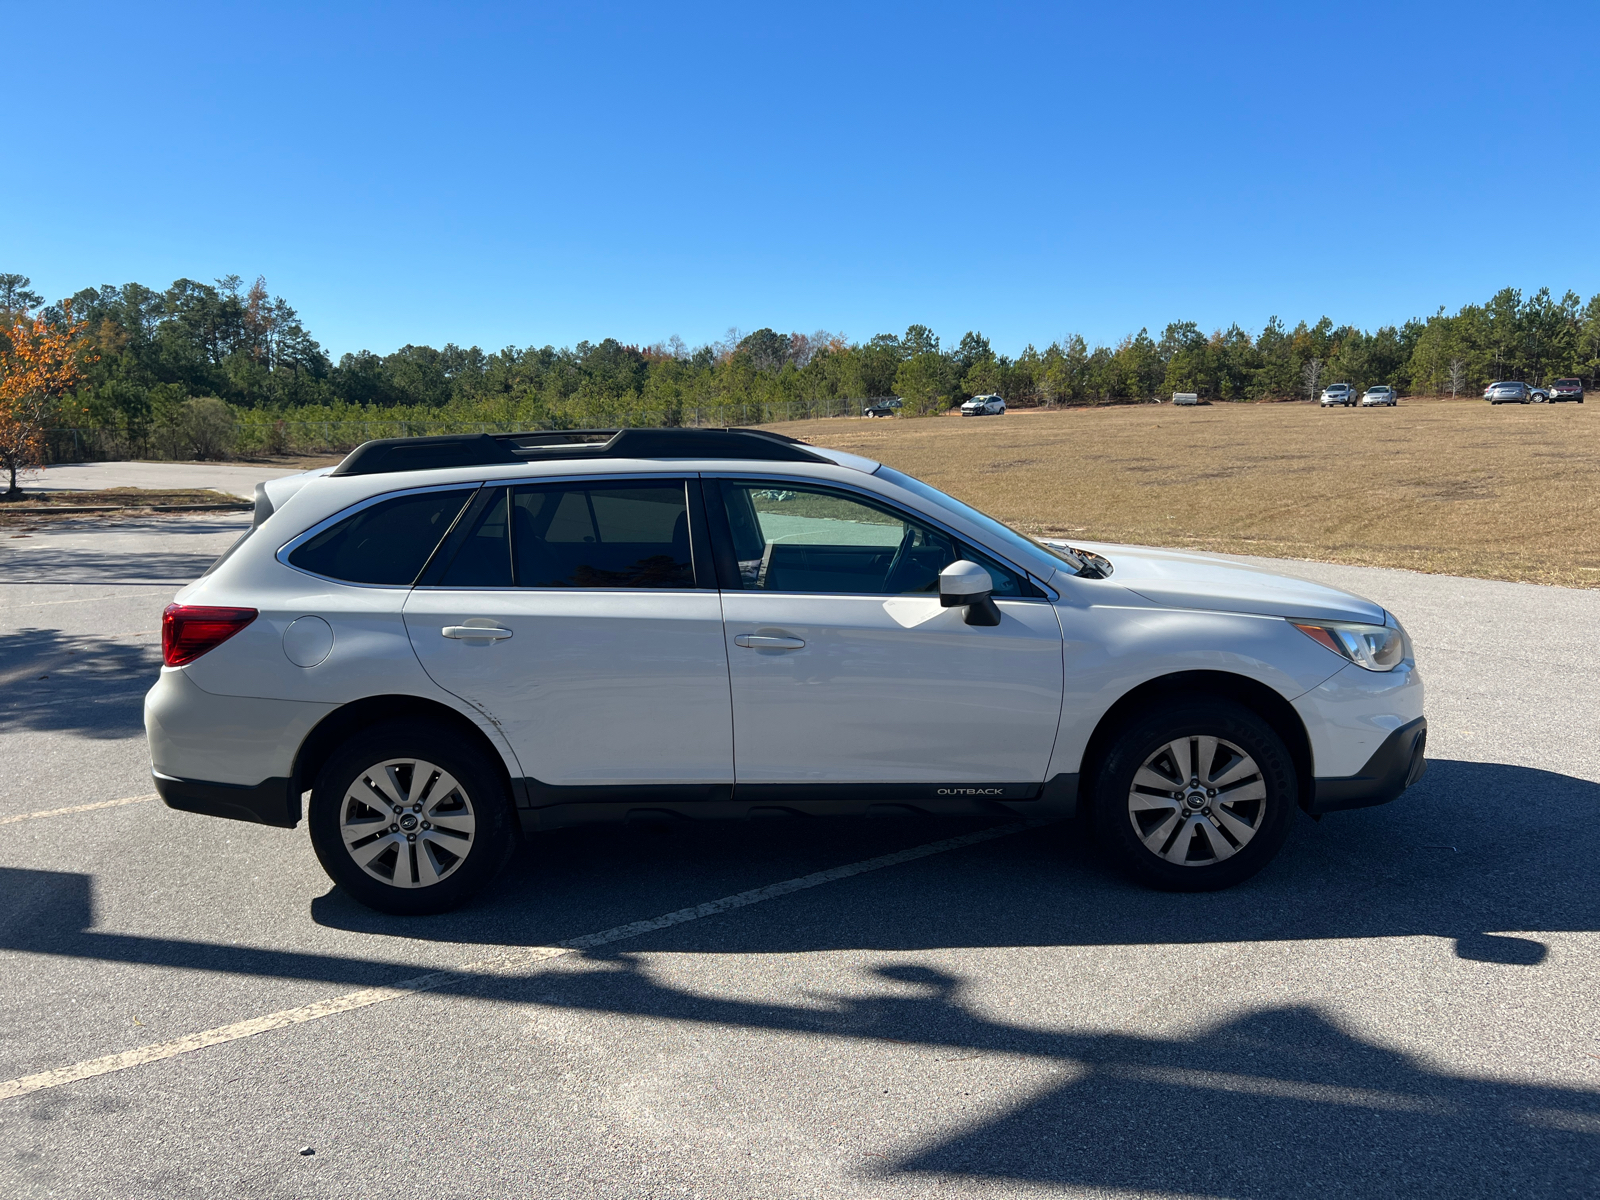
[1309,717,1427,815]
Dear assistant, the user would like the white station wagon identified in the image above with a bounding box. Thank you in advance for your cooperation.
[147,428,1427,914]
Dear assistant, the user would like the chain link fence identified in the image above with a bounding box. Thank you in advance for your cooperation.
[42,396,892,464]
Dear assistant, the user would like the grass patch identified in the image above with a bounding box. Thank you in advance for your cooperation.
[0,488,250,525]
[766,398,1600,588]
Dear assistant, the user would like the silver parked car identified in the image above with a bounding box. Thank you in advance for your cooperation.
[144,426,1427,913]
[1319,384,1357,407]
[1485,381,1534,404]
[1360,386,1397,407]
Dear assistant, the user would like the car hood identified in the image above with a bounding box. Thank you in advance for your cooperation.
[1057,542,1386,623]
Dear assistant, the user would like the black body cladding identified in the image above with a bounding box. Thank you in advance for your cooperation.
[1309,717,1427,814]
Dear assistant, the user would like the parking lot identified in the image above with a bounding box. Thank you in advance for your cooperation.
[2,511,1598,1198]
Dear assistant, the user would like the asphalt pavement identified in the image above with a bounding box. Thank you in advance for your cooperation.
[1,515,1596,1199]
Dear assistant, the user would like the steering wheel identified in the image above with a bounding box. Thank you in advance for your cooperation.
[882,524,916,593]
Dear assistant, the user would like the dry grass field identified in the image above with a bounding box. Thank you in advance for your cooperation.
[767,398,1600,588]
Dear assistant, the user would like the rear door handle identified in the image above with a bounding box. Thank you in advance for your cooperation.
[734,634,806,650]
[442,625,514,641]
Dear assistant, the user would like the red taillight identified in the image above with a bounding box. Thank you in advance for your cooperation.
[162,604,258,667]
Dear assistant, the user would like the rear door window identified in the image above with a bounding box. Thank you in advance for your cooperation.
[430,487,513,587]
[511,481,695,588]
[287,488,475,585]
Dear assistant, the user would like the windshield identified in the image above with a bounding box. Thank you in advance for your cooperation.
[874,465,1079,573]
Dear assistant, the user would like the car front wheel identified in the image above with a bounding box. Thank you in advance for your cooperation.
[309,720,515,914]
[1091,700,1297,891]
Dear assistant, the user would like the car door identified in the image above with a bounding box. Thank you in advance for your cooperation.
[403,476,734,798]
[707,478,1064,791]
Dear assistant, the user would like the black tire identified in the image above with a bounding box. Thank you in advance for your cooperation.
[308,719,516,915]
[1090,699,1297,892]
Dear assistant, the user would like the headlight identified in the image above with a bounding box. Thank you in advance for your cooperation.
[1292,613,1409,671]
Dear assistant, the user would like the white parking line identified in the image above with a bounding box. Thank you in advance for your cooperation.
[0,590,170,609]
[0,819,1040,1101]
[0,794,158,826]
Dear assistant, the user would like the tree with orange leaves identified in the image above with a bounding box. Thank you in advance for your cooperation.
[0,300,97,498]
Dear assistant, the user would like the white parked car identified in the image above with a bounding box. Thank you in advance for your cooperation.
[1319,384,1357,407]
[147,428,1426,913]
[960,394,1006,416]
[1360,386,1397,407]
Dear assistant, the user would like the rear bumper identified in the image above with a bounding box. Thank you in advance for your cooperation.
[1309,717,1427,815]
[145,668,334,790]
[154,771,300,827]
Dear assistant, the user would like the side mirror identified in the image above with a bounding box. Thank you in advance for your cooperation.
[939,560,1001,627]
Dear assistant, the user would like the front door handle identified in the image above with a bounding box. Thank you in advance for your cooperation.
[734,634,806,650]
[442,625,513,641]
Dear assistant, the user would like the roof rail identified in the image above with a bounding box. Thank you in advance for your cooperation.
[329,427,827,477]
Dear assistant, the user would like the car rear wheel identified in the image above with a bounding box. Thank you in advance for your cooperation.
[1091,699,1297,891]
[309,720,515,915]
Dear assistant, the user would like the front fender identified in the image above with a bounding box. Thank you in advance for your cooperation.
[1044,598,1345,780]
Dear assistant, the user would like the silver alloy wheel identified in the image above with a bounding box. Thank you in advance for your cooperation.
[339,757,477,888]
[1127,735,1267,866]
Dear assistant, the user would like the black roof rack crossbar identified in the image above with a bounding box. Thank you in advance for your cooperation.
[330,426,827,476]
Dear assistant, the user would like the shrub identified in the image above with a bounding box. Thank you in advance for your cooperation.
[155,396,237,460]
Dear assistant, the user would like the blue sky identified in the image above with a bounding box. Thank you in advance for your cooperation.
[4,1,1595,359]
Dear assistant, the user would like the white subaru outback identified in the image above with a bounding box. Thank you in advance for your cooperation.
[146,428,1426,914]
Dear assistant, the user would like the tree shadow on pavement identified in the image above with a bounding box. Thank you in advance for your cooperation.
[0,626,158,738]
[0,545,221,585]
[0,514,242,584]
[2,758,1595,981]
[2,757,1598,1192]
[8,855,1595,1195]
[310,758,1596,968]
[491,958,1600,1198]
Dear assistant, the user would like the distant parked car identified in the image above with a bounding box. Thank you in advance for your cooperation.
[1485,381,1533,404]
[1360,386,1398,407]
[1171,392,1199,406]
[863,398,902,418]
[960,394,1006,416]
[1549,378,1585,403]
[1319,384,1357,407]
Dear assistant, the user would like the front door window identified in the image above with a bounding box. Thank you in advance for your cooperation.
[717,482,1035,598]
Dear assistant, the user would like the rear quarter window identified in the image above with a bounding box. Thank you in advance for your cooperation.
[287,488,476,585]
